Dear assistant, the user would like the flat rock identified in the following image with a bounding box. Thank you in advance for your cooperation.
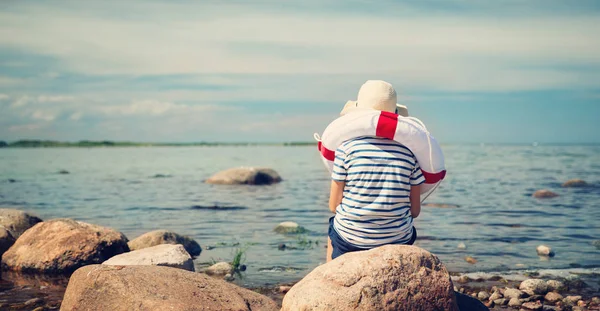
[520,279,549,296]
[282,245,459,311]
[0,226,15,256]
[0,208,43,238]
[61,265,278,311]
[522,300,543,310]
[536,245,555,257]
[274,221,307,234]
[206,167,282,185]
[504,288,525,300]
[562,179,587,188]
[128,230,201,257]
[204,262,233,276]
[532,190,559,199]
[103,244,194,271]
[1,219,129,274]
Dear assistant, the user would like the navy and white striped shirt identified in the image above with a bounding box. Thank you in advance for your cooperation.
[331,136,425,248]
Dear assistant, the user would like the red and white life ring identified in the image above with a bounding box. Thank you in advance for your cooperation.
[315,110,446,200]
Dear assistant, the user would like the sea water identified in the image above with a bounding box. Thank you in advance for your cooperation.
[1,145,599,287]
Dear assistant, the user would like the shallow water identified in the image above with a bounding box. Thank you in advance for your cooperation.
[1,145,599,287]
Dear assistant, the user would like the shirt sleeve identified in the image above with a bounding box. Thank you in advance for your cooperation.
[331,147,347,182]
[410,160,426,186]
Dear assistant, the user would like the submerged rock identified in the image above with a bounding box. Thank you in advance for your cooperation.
[562,179,587,188]
[0,226,15,257]
[520,279,549,296]
[464,256,477,264]
[274,221,307,234]
[103,244,194,271]
[204,262,233,276]
[536,245,555,257]
[0,208,43,238]
[61,265,278,311]
[206,167,282,185]
[2,219,129,274]
[532,190,559,198]
[128,230,201,257]
[282,245,459,311]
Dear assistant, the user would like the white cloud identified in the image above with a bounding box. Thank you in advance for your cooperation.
[31,110,56,121]
[0,3,598,92]
[0,93,8,101]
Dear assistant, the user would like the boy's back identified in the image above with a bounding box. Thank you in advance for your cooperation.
[331,136,425,247]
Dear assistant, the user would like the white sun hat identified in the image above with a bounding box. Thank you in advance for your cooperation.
[340,80,409,116]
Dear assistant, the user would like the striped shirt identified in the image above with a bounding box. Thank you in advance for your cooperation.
[331,136,425,248]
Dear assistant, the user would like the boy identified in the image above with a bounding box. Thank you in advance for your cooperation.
[327,80,425,261]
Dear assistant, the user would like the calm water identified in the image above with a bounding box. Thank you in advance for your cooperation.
[1,145,599,287]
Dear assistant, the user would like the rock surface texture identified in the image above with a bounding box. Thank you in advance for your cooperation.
[61,265,278,311]
[532,190,559,198]
[128,230,201,257]
[1,219,129,274]
[281,245,459,311]
[206,167,282,185]
[0,208,43,238]
[103,244,194,271]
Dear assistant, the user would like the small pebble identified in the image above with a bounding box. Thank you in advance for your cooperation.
[457,242,466,250]
[224,273,234,281]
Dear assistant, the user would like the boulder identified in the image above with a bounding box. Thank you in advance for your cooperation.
[61,265,278,311]
[0,226,15,257]
[545,292,563,303]
[274,221,307,234]
[520,279,549,296]
[562,179,587,188]
[206,167,282,185]
[281,245,459,311]
[1,219,128,274]
[532,190,559,199]
[546,280,565,292]
[0,208,43,238]
[128,230,201,257]
[204,262,233,276]
[103,244,194,271]
[536,245,555,257]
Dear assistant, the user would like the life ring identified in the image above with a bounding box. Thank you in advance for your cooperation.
[315,110,446,201]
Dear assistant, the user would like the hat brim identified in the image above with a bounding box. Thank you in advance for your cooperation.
[341,101,409,117]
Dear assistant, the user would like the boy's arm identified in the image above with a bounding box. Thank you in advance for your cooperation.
[329,180,345,213]
[410,185,421,218]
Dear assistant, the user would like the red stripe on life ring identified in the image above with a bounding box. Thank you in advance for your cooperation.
[421,170,446,184]
[376,111,399,140]
[318,141,336,161]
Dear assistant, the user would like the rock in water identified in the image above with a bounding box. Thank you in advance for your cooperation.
[0,226,15,256]
[204,262,233,276]
[281,245,459,311]
[1,219,129,274]
[0,208,43,238]
[536,245,555,257]
[519,279,549,296]
[61,265,278,311]
[206,167,282,185]
[562,179,587,188]
[103,244,194,271]
[128,230,201,257]
[274,221,307,234]
[532,190,559,198]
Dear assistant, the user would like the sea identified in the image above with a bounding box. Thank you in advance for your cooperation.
[1,145,599,289]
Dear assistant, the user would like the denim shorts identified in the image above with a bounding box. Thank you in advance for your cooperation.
[328,216,417,260]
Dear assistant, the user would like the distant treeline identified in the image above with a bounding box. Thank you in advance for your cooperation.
[0,140,317,148]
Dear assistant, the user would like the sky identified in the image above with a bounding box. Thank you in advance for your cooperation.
[1,0,599,144]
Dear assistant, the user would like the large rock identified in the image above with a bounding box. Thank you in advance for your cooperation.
[128,230,201,257]
[206,167,282,185]
[520,279,549,296]
[281,245,459,311]
[0,226,15,257]
[61,265,278,311]
[532,190,559,199]
[0,208,43,238]
[1,219,129,274]
[562,179,587,188]
[103,244,194,271]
